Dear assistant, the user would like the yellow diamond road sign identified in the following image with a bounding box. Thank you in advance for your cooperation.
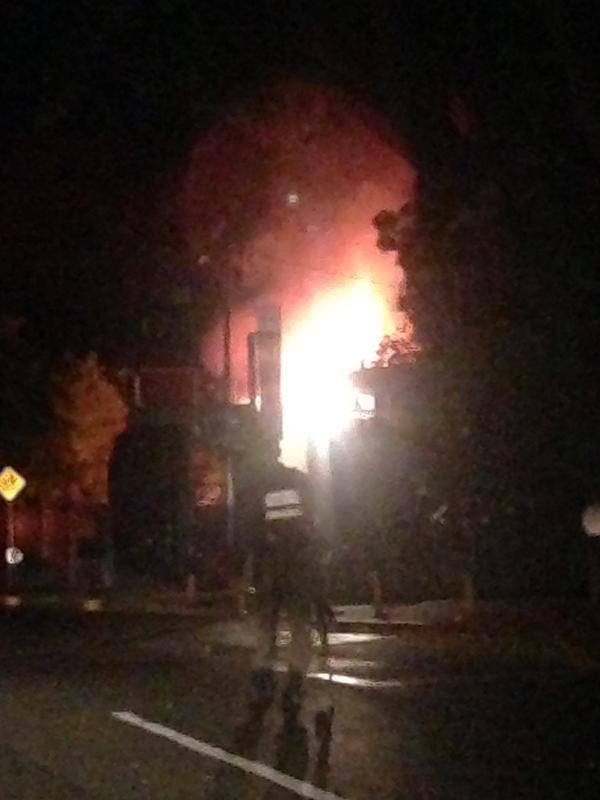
[0,467,26,502]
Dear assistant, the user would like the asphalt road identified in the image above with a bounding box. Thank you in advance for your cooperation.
[2,610,600,800]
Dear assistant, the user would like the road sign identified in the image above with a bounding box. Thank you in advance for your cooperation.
[5,546,23,565]
[0,466,26,502]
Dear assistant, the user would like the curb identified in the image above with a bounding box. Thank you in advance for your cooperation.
[0,595,456,632]
[0,596,493,636]
[0,593,238,625]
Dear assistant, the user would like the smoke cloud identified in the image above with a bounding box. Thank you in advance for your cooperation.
[180,82,415,453]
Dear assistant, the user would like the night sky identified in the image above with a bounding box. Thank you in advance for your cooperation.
[1,1,599,361]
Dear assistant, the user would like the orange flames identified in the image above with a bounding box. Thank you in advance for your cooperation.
[280,277,394,468]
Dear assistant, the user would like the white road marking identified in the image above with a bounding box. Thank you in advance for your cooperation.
[324,659,379,670]
[272,662,404,689]
[306,672,516,690]
[278,664,500,691]
[112,711,348,800]
[307,672,406,689]
[273,660,378,673]
[321,633,385,645]
[276,632,385,647]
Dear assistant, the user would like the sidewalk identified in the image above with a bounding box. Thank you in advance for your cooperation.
[333,599,465,630]
[0,587,473,637]
[5,584,600,649]
[0,582,235,619]
[6,584,600,673]
[1,568,240,616]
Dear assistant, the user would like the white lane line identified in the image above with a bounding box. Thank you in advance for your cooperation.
[322,659,379,670]
[273,661,378,673]
[308,672,406,689]
[305,671,501,691]
[306,672,522,690]
[112,711,347,800]
[272,664,405,689]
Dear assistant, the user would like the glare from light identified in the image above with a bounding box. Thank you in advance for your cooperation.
[5,546,24,565]
[280,279,387,468]
[583,505,600,537]
[82,598,104,612]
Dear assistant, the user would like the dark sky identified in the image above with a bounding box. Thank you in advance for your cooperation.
[1,1,599,362]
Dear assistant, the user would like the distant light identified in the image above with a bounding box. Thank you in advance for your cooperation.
[5,546,24,565]
[286,191,300,207]
[265,507,303,521]
[583,505,600,537]
[353,392,376,419]
[82,598,104,612]
[195,485,223,507]
[264,488,303,520]
[265,489,302,508]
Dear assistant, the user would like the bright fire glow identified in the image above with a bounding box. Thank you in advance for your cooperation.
[281,279,389,468]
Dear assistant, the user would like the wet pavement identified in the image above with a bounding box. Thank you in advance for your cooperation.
[2,609,600,799]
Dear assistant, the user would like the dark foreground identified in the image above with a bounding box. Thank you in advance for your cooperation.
[1,609,599,800]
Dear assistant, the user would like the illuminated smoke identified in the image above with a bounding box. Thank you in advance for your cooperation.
[181,82,415,468]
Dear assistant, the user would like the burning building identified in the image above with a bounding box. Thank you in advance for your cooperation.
[182,81,415,471]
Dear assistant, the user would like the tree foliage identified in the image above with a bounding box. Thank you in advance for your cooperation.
[376,314,419,366]
[373,80,599,596]
[0,316,129,510]
[49,354,129,504]
[375,175,511,355]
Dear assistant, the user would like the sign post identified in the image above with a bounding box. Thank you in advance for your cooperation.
[0,466,27,602]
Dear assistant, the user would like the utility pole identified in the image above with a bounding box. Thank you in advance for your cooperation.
[223,306,235,549]
[223,306,232,402]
